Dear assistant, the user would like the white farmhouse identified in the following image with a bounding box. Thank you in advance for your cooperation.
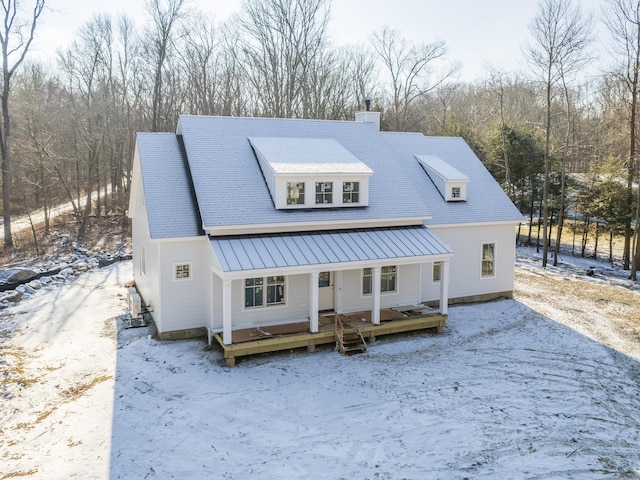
[128,112,522,365]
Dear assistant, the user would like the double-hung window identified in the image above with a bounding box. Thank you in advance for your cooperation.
[245,276,285,308]
[315,182,333,204]
[266,276,285,305]
[362,266,397,295]
[245,278,264,308]
[482,243,495,277]
[451,187,461,198]
[343,181,360,203]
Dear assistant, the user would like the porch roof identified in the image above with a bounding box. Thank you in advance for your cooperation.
[210,226,452,273]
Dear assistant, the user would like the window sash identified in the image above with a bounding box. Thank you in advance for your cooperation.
[266,276,285,305]
[381,266,397,292]
[362,266,397,295]
[176,264,190,279]
[315,182,333,204]
[362,268,372,295]
[433,262,441,282]
[343,181,360,203]
[482,243,495,277]
[245,276,285,307]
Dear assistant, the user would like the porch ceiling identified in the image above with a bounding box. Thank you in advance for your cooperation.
[210,226,451,273]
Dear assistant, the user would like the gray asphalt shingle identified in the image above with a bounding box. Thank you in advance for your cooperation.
[137,115,522,239]
[136,133,202,239]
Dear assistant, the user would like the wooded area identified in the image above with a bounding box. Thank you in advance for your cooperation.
[4,0,640,275]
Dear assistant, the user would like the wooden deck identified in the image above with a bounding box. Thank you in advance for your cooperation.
[213,306,446,367]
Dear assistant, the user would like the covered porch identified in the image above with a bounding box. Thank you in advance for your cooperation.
[207,226,453,366]
[213,305,447,367]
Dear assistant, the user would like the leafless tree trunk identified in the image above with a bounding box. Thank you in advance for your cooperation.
[487,70,513,199]
[234,0,331,119]
[526,0,592,267]
[145,0,187,132]
[604,0,640,279]
[0,0,45,248]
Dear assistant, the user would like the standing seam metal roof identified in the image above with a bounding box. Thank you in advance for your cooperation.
[210,226,452,273]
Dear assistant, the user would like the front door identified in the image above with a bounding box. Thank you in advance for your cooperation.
[318,271,334,311]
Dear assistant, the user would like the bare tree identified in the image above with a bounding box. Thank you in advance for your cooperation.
[371,27,457,131]
[234,0,331,118]
[485,70,515,199]
[0,0,45,248]
[604,0,640,279]
[342,45,378,113]
[144,0,188,131]
[526,0,592,267]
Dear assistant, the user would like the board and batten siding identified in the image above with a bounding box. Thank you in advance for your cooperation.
[157,239,211,333]
[424,223,516,302]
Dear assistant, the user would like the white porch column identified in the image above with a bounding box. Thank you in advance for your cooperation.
[208,271,216,345]
[334,270,344,314]
[372,266,381,325]
[439,261,450,315]
[309,272,319,333]
[222,279,233,345]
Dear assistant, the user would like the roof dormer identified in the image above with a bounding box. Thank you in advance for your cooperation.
[415,155,470,202]
[249,137,373,209]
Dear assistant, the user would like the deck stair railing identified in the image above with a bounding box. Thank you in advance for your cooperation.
[334,313,367,355]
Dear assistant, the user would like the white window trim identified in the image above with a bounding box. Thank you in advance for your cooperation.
[432,261,441,284]
[174,262,193,281]
[481,242,496,279]
[342,181,361,205]
[362,266,398,297]
[242,276,288,310]
[315,181,333,205]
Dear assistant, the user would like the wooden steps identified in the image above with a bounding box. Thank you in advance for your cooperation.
[335,314,367,356]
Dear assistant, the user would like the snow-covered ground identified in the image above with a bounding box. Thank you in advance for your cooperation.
[2,249,640,479]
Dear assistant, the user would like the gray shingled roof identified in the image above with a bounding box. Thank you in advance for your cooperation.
[137,116,521,239]
[136,133,202,239]
[211,226,452,273]
[382,133,523,225]
[177,115,431,228]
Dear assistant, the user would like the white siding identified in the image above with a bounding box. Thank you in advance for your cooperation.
[209,273,312,330]
[424,223,516,302]
[420,261,442,302]
[131,157,163,329]
[340,264,422,313]
[275,174,370,209]
[158,239,211,332]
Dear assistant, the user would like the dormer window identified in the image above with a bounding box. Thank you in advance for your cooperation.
[315,182,333,204]
[415,155,469,202]
[249,137,373,209]
[343,181,360,203]
[287,182,305,205]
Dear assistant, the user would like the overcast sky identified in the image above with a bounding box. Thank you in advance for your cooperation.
[33,0,606,81]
